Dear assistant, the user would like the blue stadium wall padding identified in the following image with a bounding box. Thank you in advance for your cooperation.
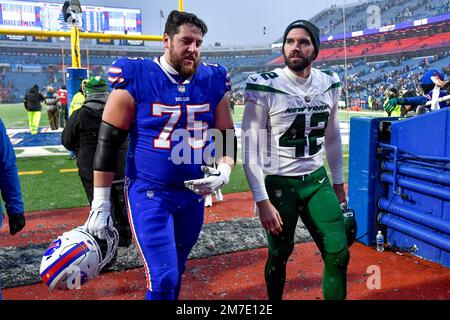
[382,161,450,186]
[381,173,450,201]
[390,108,450,158]
[378,198,450,235]
[348,116,392,245]
[66,68,88,114]
[383,108,450,268]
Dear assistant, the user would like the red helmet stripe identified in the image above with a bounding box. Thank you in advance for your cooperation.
[40,242,89,286]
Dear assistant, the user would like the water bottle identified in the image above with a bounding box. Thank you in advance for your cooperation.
[376,231,384,252]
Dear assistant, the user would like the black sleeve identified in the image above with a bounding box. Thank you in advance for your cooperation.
[61,109,81,151]
[93,121,129,172]
[215,128,237,164]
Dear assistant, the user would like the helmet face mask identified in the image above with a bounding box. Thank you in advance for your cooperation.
[40,226,118,290]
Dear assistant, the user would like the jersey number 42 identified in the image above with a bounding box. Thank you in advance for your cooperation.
[279,111,329,157]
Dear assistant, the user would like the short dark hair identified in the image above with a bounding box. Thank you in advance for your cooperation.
[164,10,208,38]
[389,87,398,95]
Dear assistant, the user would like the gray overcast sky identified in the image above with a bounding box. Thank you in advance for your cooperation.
[34,0,356,46]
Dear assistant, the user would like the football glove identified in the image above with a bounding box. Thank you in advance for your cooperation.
[8,213,25,235]
[184,164,231,196]
[384,98,404,113]
[85,188,114,240]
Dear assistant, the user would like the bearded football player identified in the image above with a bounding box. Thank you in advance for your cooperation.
[242,19,350,300]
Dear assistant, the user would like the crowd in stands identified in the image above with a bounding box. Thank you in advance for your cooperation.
[311,0,448,36]
[2,46,448,110]
[224,49,450,110]
[0,84,15,103]
[0,74,16,104]
[324,49,450,110]
[311,0,450,35]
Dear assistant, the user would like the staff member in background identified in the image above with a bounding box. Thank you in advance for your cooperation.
[45,86,58,130]
[56,84,68,129]
[69,80,87,116]
[383,87,401,117]
[23,84,45,135]
[67,80,87,160]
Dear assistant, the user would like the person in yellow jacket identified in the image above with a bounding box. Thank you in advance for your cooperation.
[68,80,87,159]
[368,95,373,111]
[383,87,402,117]
[69,80,87,116]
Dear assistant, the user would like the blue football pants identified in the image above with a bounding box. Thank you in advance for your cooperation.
[125,180,204,300]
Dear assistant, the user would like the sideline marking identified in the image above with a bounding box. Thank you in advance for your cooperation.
[18,170,43,176]
[60,168,78,173]
[18,168,78,175]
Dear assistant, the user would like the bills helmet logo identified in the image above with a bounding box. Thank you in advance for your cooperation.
[43,239,62,256]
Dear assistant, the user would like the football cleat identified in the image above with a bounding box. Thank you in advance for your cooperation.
[215,189,224,202]
[204,194,213,207]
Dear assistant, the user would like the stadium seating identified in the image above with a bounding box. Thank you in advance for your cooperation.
[309,0,448,37]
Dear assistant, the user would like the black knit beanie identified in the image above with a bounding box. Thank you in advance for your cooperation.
[282,20,320,59]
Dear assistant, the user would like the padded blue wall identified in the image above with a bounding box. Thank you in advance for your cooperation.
[348,117,392,245]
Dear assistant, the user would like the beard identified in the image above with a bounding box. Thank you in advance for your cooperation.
[283,50,314,72]
[169,45,199,79]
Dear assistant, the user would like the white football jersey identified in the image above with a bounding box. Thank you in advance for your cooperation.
[243,66,341,177]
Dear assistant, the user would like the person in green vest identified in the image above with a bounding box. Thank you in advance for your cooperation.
[383,87,401,117]
[68,80,87,159]
[368,95,373,111]
[69,79,87,116]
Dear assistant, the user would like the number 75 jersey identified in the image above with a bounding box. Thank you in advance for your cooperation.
[108,57,230,188]
[244,67,341,176]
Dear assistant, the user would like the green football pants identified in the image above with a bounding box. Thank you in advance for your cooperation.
[27,111,41,135]
[264,166,349,300]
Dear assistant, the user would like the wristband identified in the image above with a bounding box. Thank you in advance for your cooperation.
[92,187,111,210]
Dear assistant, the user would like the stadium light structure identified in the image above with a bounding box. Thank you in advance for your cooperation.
[62,0,87,126]
[62,0,83,68]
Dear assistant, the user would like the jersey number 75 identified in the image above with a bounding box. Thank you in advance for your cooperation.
[152,103,210,150]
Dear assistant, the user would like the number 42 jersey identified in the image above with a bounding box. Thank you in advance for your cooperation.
[244,67,342,178]
[108,56,230,188]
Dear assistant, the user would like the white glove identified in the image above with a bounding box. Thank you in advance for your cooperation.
[85,187,114,240]
[184,164,231,195]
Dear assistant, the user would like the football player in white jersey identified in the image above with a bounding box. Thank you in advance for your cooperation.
[242,20,349,300]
